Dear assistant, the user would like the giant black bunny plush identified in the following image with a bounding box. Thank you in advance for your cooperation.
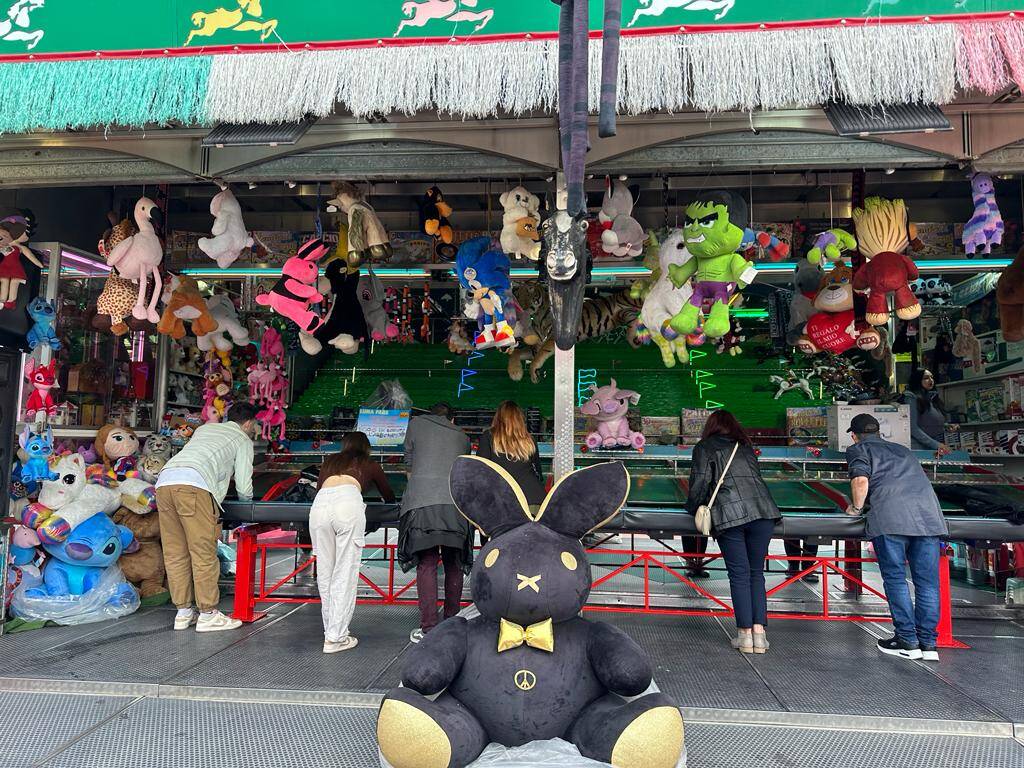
[377,457,685,768]
[298,259,368,356]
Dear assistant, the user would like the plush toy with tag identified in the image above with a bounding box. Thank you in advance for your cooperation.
[26,297,60,351]
[795,263,881,355]
[197,183,253,269]
[377,458,684,768]
[668,191,757,339]
[851,197,921,326]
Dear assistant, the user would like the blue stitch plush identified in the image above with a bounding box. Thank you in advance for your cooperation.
[26,297,60,352]
[18,425,58,484]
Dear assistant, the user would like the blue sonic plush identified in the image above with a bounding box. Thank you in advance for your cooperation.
[456,237,516,350]
[18,425,58,484]
[26,512,136,602]
[26,297,60,352]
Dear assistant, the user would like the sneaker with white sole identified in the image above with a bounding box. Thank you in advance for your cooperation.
[195,610,243,633]
[877,636,922,660]
[173,609,197,631]
[920,645,940,662]
[323,636,359,654]
[409,628,425,644]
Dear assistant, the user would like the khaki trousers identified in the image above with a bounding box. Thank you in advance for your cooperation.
[156,485,222,612]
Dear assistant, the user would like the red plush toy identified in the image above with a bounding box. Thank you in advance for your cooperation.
[851,197,921,327]
[796,264,881,355]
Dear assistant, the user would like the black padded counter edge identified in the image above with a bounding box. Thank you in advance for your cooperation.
[220,501,1024,544]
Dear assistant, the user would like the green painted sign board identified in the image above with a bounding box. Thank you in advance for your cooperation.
[0,0,1016,58]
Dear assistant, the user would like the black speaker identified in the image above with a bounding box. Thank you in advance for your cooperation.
[0,347,21,505]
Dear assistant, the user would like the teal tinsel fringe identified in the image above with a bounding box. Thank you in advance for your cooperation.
[0,56,211,133]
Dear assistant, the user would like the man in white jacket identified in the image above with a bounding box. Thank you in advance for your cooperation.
[155,402,259,632]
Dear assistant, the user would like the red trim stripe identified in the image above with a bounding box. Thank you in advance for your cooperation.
[0,10,1019,65]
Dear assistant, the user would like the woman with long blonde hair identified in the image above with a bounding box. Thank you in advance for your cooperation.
[476,401,545,508]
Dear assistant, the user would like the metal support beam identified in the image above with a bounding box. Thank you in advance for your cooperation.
[553,344,575,482]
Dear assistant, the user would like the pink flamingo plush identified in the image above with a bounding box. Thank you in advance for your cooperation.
[106,198,164,323]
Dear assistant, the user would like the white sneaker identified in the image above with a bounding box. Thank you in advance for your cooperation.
[173,609,197,631]
[323,636,359,654]
[409,628,425,644]
[195,610,243,633]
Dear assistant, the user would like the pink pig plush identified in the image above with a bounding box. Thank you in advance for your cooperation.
[580,379,645,450]
[255,239,329,332]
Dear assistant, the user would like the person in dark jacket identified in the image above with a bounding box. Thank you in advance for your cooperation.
[475,401,545,511]
[398,403,473,643]
[687,410,781,654]
[902,368,954,455]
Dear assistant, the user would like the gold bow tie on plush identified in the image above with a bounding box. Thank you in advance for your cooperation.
[497,617,554,653]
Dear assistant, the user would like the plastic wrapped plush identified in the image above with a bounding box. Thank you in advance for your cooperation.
[10,565,139,625]
[363,380,412,410]
[382,737,686,768]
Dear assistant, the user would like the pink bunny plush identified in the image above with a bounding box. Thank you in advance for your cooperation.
[254,239,329,332]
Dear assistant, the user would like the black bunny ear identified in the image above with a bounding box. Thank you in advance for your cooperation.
[449,455,532,537]
[536,461,630,539]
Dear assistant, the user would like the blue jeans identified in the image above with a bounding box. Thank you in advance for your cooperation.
[872,535,942,647]
[717,518,775,629]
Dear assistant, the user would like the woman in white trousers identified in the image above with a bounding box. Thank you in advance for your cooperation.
[311,433,395,653]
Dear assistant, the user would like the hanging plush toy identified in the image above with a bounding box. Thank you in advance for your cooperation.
[851,197,921,326]
[785,259,824,346]
[327,182,392,267]
[98,213,137,259]
[795,263,881,355]
[26,297,60,351]
[668,191,757,339]
[157,274,217,339]
[807,228,856,265]
[598,177,644,259]
[997,246,1024,342]
[18,425,58,484]
[255,238,327,333]
[23,357,59,421]
[499,185,542,261]
[93,424,141,481]
[456,236,515,350]
[377,458,684,768]
[197,182,253,269]
[0,215,42,310]
[716,319,745,356]
[963,173,1004,256]
[637,229,693,368]
[580,380,645,450]
[298,259,368,355]
[104,197,164,324]
[357,269,399,343]
[418,186,454,245]
[953,318,984,372]
[94,273,146,336]
[740,227,790,262]
[196,294,250,353]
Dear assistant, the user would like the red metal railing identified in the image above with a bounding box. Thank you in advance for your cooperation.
[230,524,968,649]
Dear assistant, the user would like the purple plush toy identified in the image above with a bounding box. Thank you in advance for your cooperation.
[963,173,1004,256]
[580,379,645,450]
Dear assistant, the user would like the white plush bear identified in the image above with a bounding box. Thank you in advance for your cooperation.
[599,177,644,259]
[196,294,251,353]
[499,186,542,261]
[198,183,254,269]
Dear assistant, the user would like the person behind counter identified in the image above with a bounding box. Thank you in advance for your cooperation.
[155,401,259,634]
[398,402,473,644]
[687,410,781,655]
[902,368,955,455]
[846,414,948,662]
[476,401,546,512]
[311,432,395,654]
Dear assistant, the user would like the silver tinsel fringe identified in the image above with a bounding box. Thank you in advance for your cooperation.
[204,20,1024,124]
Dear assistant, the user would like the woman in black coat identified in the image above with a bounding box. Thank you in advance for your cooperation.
[687,410,781,654]
[475,401,546,511]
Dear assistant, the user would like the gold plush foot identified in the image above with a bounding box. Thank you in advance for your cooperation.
[377,699,452,768]
[610,706,685,768]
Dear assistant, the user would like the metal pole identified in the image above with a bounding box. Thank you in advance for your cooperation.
[553,344,575,480]
[153,333,170,429]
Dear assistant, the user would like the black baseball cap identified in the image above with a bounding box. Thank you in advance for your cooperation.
[847,414,880,435]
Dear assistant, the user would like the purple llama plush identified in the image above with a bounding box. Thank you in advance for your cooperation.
[963,173,1004,256]
[580,379,645,450]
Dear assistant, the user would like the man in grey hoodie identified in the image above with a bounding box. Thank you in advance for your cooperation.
[397,402,472,643]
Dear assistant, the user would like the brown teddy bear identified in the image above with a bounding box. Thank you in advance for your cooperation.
[997,247,1024,342]
[111,505,167,602]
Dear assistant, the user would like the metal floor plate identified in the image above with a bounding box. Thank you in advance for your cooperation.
[684,722,1024,768]
[921,634,1024,723]
[36,697,380,768]
[0,691,135,768]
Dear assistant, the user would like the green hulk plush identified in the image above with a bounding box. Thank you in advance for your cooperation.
[668,191,756,339]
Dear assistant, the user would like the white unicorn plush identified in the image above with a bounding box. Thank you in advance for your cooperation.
[198,183,253,269]
[639,229,695,368]
[196,294,251,353]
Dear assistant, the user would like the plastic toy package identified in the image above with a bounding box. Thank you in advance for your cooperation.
[10,564,139,626]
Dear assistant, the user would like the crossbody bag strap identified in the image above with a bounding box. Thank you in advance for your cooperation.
[706,442,740,510]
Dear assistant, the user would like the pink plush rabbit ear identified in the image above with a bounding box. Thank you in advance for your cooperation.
[297,238,329,262]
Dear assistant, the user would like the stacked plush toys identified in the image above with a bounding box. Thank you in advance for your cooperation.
[250,327,290,442]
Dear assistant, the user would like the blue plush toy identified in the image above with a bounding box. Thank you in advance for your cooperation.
[26,297,60,352]
[455,236,515,350]
[18,425,58,484]
[26,512,136,600]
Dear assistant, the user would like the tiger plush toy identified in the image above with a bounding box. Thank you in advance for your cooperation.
[508,281,641,382]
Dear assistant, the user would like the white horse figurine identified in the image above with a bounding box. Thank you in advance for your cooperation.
[640,229,694,367]
[105,197,163,323]
[770,371,814,400]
